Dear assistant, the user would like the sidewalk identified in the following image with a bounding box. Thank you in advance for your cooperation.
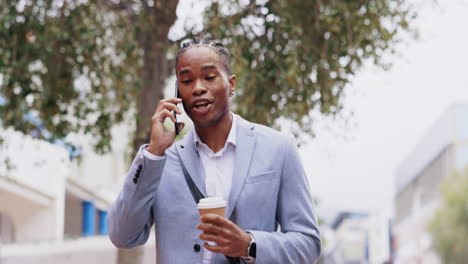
[0,235,155,264]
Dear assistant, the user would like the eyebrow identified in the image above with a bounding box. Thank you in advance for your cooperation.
[201,64,217,71]
[178,69,190,76]
[178,64,219,77]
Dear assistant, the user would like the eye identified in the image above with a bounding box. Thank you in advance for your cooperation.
[182,79,192,84]
[206,76,216,81]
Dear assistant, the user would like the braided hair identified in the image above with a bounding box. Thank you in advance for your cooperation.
[175,37,232,75]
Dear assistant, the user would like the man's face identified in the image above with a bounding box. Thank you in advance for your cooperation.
[176,46,236,128]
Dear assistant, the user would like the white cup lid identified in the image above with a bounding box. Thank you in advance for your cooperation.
[197,197,226,209]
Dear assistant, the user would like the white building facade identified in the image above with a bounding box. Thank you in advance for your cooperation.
[0,128,69,244]
[393,104,468,264]
[0,124,155,263]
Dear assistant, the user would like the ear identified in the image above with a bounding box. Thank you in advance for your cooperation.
[228,74,236,95]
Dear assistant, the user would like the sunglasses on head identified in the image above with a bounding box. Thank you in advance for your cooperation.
[179,37,224,49]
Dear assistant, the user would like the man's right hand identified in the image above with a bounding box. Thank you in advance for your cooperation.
[146,98,184,156]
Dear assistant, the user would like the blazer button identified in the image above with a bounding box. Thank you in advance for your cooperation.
[133,177,137,184]
[194,244,201,252]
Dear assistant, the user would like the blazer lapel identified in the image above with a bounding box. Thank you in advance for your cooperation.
[226,117,256,219]
[175,129,207,197]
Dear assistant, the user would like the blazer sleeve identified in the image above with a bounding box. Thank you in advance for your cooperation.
[107,144,166,248]
[248,136,321,264]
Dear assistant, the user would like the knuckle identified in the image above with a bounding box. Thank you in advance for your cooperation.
[152,113,161,120]
[218,240,229,246]
[207,225,216,233]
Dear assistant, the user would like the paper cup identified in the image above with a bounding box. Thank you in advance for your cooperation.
[197,197,226,217]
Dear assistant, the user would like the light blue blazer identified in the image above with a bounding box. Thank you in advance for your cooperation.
[108,116,321,263]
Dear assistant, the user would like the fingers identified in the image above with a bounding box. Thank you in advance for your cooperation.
[204,242,229,254]
[157,100,182,114]
[147,98,183,154]
[152,98,182,117]
[154,109,177,123]
[152,98,183,123]
[161,97,182,105]
[197,215,249,257]
[197,214,238,246]
[199,233,230,246]
[200,214,236,229]
[197,222,232,238]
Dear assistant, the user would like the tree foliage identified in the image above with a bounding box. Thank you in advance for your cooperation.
[429,167,468,264]
[0,0,139,153]
[0,0,416,153]
[203,0,415,136]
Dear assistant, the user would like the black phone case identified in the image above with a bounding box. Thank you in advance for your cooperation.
[174,81,180,135]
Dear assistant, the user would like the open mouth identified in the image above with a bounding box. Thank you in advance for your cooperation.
[192,101,213,114]
[193,102,211,110]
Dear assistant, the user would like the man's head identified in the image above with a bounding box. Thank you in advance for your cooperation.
[175,37,236,128]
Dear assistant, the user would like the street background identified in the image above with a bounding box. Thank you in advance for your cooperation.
[1,0,468,263]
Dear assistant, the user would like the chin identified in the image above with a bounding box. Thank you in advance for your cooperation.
[191,113,226,129]
[188,108,230,129]
[192,118,216,128]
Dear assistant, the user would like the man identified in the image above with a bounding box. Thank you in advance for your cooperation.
[107,37,321,264]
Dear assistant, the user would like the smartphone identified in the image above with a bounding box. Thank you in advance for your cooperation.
[174,81,180,135]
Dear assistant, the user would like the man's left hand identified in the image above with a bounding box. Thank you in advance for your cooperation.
[196,213,251,257]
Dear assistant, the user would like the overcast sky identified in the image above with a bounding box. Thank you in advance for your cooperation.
[299,0,468,220]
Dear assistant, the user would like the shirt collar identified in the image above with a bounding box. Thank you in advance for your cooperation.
[193,113,237,152]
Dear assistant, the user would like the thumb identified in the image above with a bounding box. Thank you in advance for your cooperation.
[177,122,185,133]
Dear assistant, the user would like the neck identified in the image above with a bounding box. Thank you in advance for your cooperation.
[195,112,233,153]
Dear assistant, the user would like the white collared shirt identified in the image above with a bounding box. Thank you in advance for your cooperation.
[143,113,237,264]
[194,113,237,264]
[194,113,237,203]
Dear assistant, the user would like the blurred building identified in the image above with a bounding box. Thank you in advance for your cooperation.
[367,210,393,264]
[0,129,69,244]
[0,125,155,263]
[324,210,392,264]
[393,104,468,264]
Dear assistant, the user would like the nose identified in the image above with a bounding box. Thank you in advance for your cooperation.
[192,80,207,96]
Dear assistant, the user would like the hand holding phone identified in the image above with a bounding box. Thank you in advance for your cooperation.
[146,97,182,156]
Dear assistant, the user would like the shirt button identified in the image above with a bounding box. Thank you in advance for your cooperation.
[194,244,201,252]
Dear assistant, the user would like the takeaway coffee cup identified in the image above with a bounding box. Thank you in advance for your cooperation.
[197,197,226,217]
[197,197,226,248]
